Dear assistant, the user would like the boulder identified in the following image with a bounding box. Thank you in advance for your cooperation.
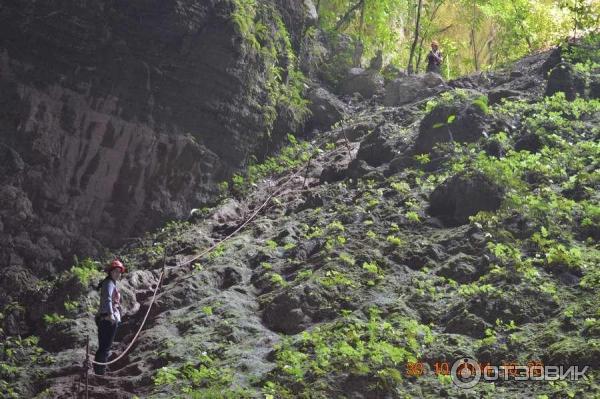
[415,100,489,154]
[382,64,403,84]
[0,144,25,176]
[428,172,504,226]
[354,124,397,167]
[320,163,349,183]
[487,89,522,105]
[307,87,347,131]
[444,310,491,339]
[545,62,585,101]
[318,34,356,88]
[590,77,600,99]
[209,198,243,224]
[303,0,319,26]
[437,255,481,284]
[339,68,384,99]
[218,266,243,289]
[384,73,444,106]
[514,133,543,153]
[422,72,445,87]
[262,292,308,334]
[540,47,562,76]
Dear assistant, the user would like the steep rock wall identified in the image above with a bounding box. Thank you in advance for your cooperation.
[0,0,312,277]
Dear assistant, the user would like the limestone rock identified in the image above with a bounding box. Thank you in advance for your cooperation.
[307,87,347,131]
[384,73,445,106]
[339,68,385,99]
[428,172,504,226]
[415,100,489,154]
[546,62,585,101]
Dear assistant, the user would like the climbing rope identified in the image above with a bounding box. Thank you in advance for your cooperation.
[78,129,356,398]
[79,146,322,396]
[157,157,320,296]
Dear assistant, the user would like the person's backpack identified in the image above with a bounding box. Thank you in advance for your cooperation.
[96,276,109,291]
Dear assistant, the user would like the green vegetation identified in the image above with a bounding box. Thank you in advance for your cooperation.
[225,134,316,197]
[153,355,254,398]
[42,313,66,325]
[317,0,599,77]
[0,334,53,398]
[231,1,309,135]
[70,258,103,287]
[265,307,433,397]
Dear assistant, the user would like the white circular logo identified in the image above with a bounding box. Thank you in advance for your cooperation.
[451,357,481,389]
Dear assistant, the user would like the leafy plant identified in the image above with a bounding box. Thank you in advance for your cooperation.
[43,313,66,325]
[70,258,103,286]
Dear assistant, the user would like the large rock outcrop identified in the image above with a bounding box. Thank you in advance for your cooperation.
[428,172,504,226]
[384,72,446,106]
[0,0,313,277]
[414,95,490,154]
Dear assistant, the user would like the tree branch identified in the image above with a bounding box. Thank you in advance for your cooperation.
[334,0,365,31]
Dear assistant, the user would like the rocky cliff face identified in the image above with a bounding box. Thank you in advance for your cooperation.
[0,0,312,278]
[4,37,598,398]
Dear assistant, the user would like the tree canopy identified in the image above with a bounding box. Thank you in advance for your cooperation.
[316,0,600,78]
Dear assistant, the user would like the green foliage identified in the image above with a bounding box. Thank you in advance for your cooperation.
[231,0,260,50]
[269,273,288,287]
[390,181,410,195]
[295,270,313,282]
[386,235,403,247]
[153,355,254,398]
[153,366,180,386]
[471,95,489,114]
[405,211,421,223]
[326,220,346,232]
[339,252,356,266]
[458,282,499,298]
[226,135,315,196]
[43,313,66,325]
[318,0,580,77]
[265,240,278,251]
[63,301,79,314]
[564,33,600,66]
[70,258,103,287]
[362,261,384,286]
[0,335,52,398]
[425,89,469,113]
[230,1,309,137]
[268,308,433,396]
[324,234,347,252]
[559,1,600,35]
[319,269,356,288]
[260,262,273,270]
[208,243,226,260]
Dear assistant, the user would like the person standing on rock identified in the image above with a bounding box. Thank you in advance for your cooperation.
[93,259,125,375]
[426,41,443,74]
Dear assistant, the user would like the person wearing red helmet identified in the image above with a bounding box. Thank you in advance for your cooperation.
[93,259,125,375]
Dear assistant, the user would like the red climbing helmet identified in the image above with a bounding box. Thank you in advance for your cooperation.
[107,259,126,273]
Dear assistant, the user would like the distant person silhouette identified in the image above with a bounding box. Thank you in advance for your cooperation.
[426,41,443,74]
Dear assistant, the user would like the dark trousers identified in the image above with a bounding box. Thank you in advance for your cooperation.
[426,63,441,74]
[94,316,119,375]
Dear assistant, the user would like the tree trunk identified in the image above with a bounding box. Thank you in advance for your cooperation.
[316,0,321,24]
[407,0,424,74]
[416,35,426,72]
[470,0,479,71]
